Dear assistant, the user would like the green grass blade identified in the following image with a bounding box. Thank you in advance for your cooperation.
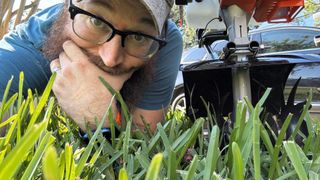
[100,150,123,172]
[252,106,261,180]
[257,88,271,106]
[157,123,172,151]
[244,96,254,113]
[65,143,75,180]
[167,149,177,180]
[27,73,56,129]
[268,113,293,179]
[145,153,163,180]
[21,132,55,180]
[17,99,29,142]
[232,142,244,180]
[176,119,204,164]
[204,125,220,180]
[17,72,24,110]
[136,150,150,170]
[275,170,297,180]
[42,145,60,180]
[99,77,130,124]
[185,155,198,180]
[58,151,66,180]
[0,120,48,179]
[88,142,104,167]
[123,120,132,166]
[119,168,129,180]
[2,93,18,113]
[0,76,13,120]
[169,118,177,143]
[75,97,113,176]
[0,114,17,128]
[27,89,35,114]
[283,141,308,180]
[309,171,319,179]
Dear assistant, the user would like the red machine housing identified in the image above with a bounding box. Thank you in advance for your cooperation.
[219,0,304,23]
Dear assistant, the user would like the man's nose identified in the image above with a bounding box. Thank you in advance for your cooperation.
[98,35,125,67]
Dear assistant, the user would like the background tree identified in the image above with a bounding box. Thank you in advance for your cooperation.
[170,5,197,49]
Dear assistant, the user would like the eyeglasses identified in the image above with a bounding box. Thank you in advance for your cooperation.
[68,0,167,59]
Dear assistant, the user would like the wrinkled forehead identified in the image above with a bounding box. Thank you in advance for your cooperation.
[78,0,156,31]
[74,0,160,34]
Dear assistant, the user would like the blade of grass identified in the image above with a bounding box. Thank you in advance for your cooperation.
[119,168,128,180]
[88,142,104,167]
[17,72,24,110]
[0,120,48,179]
[123,120,131,166]
[268,113,293,179]
[145,153,163,180]
[0,114,17,128]
[75,96,114,176]
[167,149,177,180]
[65,143,75,180]
[309,171,319,179]
[176,119,204,164]
[303,112,313,153]
[169,118,177,143]
[2,93,18,113]
[27,89,35,114]
[0,76,13,120]
[100,150,123,172]
[204,125,220,180]
[252,106,261,180]
[136,150,150,170]
[99,77,130,124]
[21,132,55,180]
[275,170,297,180]
[17,99,30,142]
[58,151,66,180]
[42,145,60,180]
[185,155,198,180]
[232,142,244,180]
[157,123,172,151]
[283,141,308,180]
[27,73,56,129]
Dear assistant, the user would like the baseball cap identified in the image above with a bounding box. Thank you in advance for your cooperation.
[139,0,174,35]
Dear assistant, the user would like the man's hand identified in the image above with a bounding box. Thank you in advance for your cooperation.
[50,40,133,130]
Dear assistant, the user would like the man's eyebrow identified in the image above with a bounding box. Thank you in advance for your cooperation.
[88,0,114,11]
[140,17,156,30]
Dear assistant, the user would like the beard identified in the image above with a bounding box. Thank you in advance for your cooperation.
[42,6,154,109]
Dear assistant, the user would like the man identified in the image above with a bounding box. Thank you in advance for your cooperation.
[0,0,183,132]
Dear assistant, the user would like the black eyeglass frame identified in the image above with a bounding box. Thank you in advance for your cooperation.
[68,0,167,52]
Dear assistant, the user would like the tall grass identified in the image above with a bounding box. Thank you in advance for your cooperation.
[0,72,320,179]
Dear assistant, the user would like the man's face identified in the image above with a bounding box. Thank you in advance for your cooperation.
[64,0,158,75]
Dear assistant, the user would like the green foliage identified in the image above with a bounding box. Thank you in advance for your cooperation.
[1,72,320,179]
[170,5,197,49]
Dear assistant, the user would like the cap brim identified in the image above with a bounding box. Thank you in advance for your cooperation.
[139,0,172,35]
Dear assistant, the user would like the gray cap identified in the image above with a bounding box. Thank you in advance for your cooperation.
[139,0,174,35]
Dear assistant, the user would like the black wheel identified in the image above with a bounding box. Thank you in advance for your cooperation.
[171,89,186,113]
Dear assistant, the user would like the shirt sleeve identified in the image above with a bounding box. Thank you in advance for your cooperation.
[0,4,62,99]
[136,20,183,110]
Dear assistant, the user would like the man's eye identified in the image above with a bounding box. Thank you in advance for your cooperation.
[132,35,146,43]
[90,18,105,28]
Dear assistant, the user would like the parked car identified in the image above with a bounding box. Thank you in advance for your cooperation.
[171,26,320,119]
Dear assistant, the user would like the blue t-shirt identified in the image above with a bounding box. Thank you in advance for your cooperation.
[0,4,183,110]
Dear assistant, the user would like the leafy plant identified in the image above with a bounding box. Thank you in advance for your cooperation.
[0,72,320,179]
